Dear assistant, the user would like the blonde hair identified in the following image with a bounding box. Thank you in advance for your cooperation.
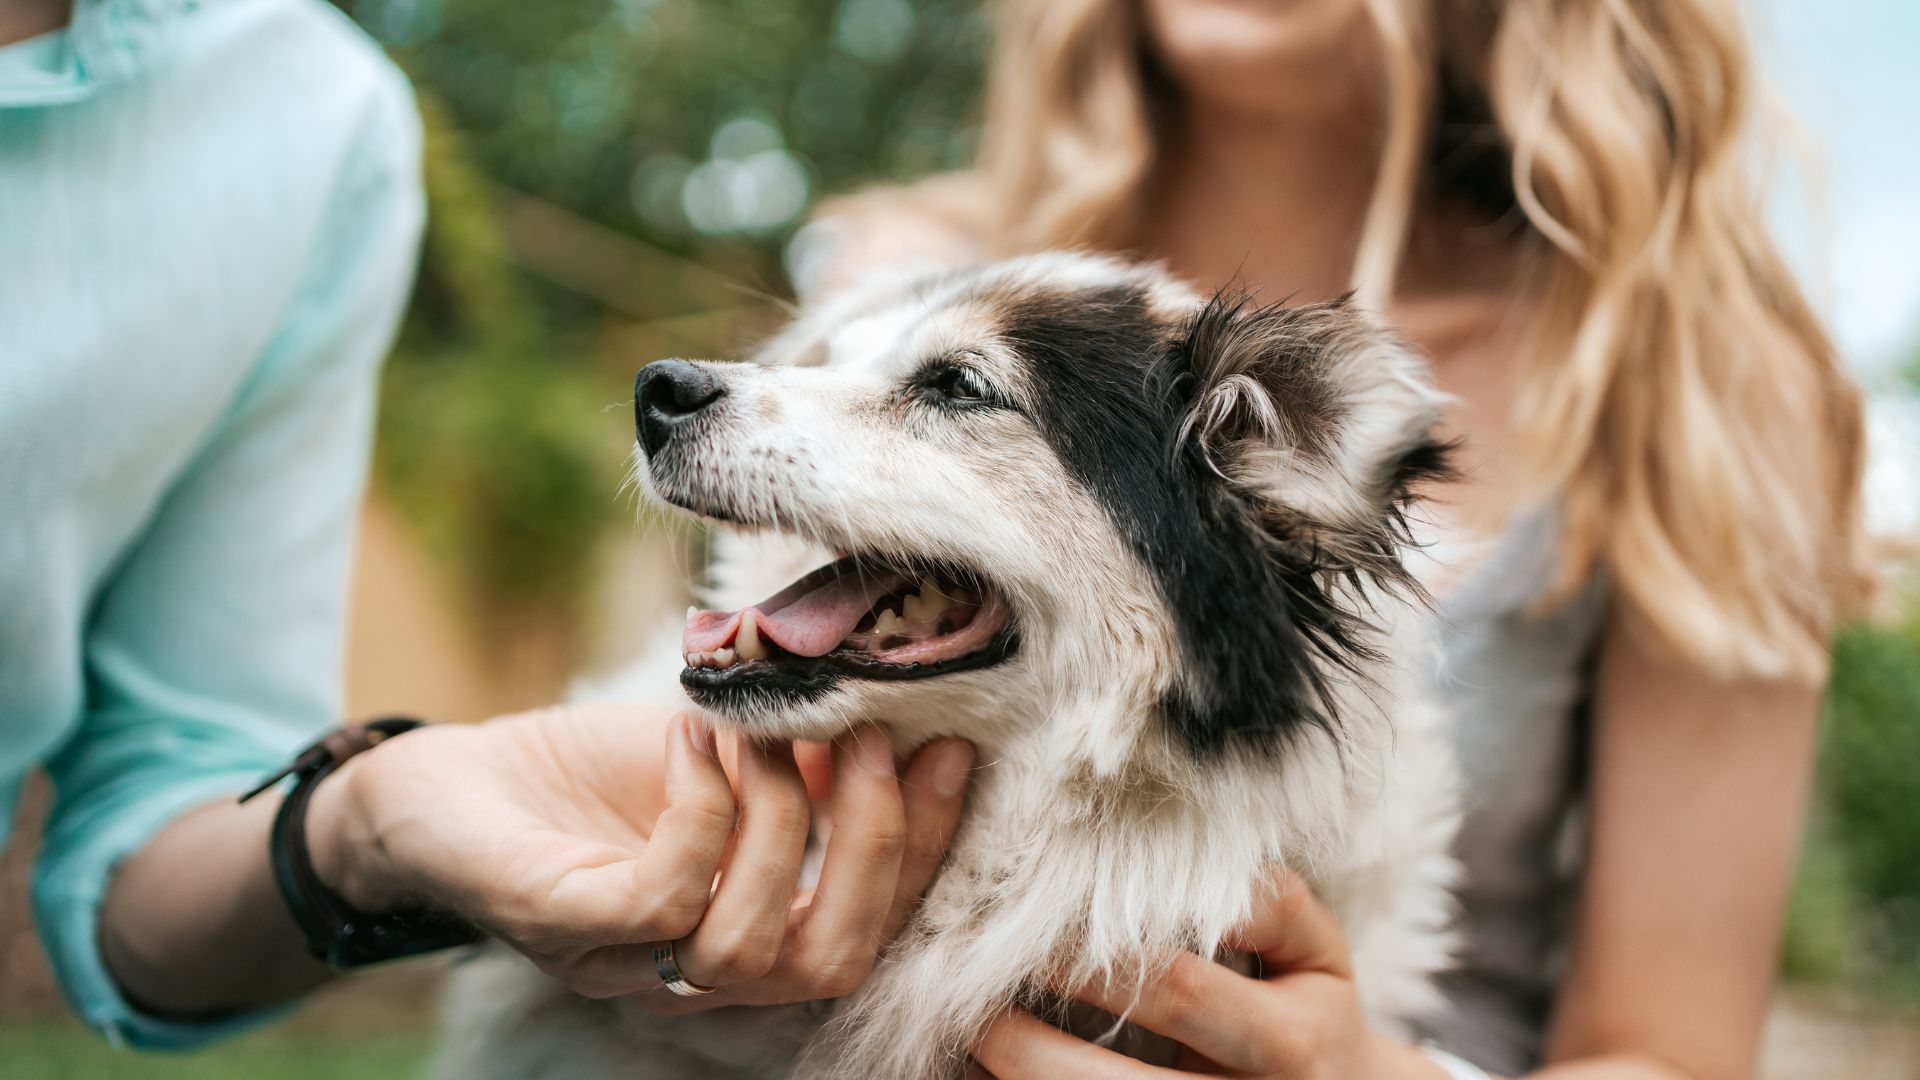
[821,0,1872,683]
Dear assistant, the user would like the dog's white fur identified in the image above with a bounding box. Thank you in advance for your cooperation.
[437,253,1460,1080]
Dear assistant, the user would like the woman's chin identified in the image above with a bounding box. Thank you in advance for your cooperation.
[1143,0,1378,115]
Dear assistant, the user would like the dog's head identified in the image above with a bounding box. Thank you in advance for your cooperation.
[636,253,1446,756]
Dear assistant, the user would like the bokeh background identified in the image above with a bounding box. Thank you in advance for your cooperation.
[2,0,1916,1075]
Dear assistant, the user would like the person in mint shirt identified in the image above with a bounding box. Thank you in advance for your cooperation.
[0,0,976,1049]
[0,0,426,1045]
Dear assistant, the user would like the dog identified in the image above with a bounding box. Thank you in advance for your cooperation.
[437,252,1461,1079]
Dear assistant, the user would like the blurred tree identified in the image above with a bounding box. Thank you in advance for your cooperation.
[375,98,627,635]
[346,0,982,267]
[330,0,986,635]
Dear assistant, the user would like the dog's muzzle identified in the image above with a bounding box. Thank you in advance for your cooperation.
[635,358,728,458]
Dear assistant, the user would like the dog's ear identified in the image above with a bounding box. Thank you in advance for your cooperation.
[1166,292,1451,581]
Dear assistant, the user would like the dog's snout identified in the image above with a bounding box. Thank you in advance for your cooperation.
[636,359,728,457]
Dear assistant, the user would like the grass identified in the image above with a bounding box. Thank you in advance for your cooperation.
[0,1018,433,1080]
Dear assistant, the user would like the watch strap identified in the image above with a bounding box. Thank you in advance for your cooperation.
[244,717,483,968]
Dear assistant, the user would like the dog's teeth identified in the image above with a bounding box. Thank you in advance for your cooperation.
[907,595,951,623]
[684,651,697,667]
[873,608,905,636]
[902,579,957,624]
[714,647,736,667]
[686,605,697,621]
[735,610,769,661]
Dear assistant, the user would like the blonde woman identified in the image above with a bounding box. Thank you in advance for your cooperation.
[789,1,1872,1077]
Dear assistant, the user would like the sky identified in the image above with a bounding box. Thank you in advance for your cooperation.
[1755,0,1920,531]
[1757,0,1920,374]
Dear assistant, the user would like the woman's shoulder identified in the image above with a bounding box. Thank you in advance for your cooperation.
[787,171,999,303]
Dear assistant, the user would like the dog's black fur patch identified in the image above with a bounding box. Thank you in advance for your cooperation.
[1000,286,1446,756]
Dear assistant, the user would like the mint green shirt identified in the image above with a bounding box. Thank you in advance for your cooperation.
[0,0,421,1048]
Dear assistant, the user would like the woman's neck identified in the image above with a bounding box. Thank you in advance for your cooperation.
[0,0,71,47]
[1143,103,1383,302]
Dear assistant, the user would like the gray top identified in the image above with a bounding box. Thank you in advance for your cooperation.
[1414,510,1609,1075]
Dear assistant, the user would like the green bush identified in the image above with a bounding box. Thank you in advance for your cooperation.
[1786,581,1920,999]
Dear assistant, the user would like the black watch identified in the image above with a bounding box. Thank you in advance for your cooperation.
[241,717,483,968]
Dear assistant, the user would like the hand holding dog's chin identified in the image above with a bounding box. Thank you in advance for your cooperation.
[300,704,729,993]
[972,869,1459,1080]
[302,705,974,1005]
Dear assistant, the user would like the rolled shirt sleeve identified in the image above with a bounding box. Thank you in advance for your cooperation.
[29,57,424,1048]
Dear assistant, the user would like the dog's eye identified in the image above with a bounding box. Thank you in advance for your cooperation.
[935,367,988,401]
[920,363,996,406]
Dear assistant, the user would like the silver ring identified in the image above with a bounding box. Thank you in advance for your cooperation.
[653,939,716,997]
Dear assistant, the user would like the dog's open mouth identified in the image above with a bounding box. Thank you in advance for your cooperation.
[680,554,1016,694]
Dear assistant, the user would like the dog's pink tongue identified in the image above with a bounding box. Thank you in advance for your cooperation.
[682,566,908,658]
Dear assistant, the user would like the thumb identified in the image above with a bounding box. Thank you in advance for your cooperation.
[1230,867,1353,979]
[881,738,975,939]
[532,715,736,947]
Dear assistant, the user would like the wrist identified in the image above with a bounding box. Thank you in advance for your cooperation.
[247,718,482,968]
[303,748,405,913]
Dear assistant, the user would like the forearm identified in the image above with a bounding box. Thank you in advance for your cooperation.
[1385,1040,1690,1080]
[1528,1056,1694,1080]
[99,792,332,1019]
[1407,1049,1691,1080]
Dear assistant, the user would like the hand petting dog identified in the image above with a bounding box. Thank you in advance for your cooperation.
[973,869,1457,1080]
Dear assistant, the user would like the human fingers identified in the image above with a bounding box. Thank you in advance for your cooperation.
[794,739,834,801]
[879,738,974,940]
[972,1009,1176,1080]
[1229,868,1352,980]
[776,725,906,997]
[671,737,813,986]
[1064,952,1273,1074]
[522,715,734,995]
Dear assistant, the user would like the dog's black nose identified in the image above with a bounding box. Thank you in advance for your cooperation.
[635,359,728,457]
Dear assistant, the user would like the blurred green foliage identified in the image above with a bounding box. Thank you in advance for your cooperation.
[1785,579,1920,1000]
[374,101,626,626]
[335,0,986,626]
[375,0,985,244]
